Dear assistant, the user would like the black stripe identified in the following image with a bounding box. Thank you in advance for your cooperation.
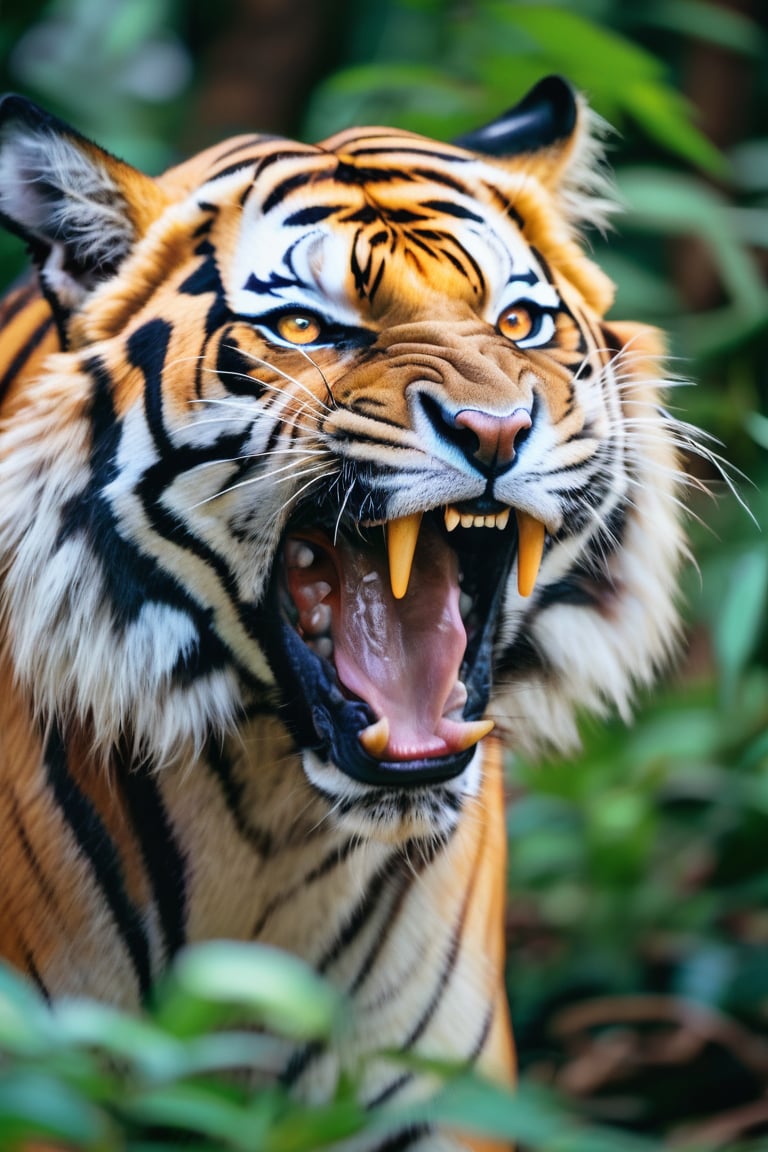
[483,183,524,229]
[467,1000,495,1063]
[497,630,548,678]
[128,318,174,456]
[341,144,469,165]
[284,205,342,226]
[263,170,332,215]
[347,836,446,996]
[316,850,407,975]
[44,725,153,998]
[280,1038,324,1087]
[57,358,239,684]
[251,837,359,938]
[126,322,273,673]
[366,1072,412,1109]
[206,739,274,856]
[421,199,485,223]
[213,135,267,163]
[367,1125,431,1152]
[0,277,39,326]
[9,791,66,927]
[207,157,261,182]
[0,314,55,401]
[400,838,480,1050]
[121,761,188,963]
[20,943,51,1002]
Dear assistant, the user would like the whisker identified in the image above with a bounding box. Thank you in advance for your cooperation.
[187,460,334,510]
[231,347,332,413]
[295,346,336,410]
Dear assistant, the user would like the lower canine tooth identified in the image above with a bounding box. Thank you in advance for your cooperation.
[516,511,546,597]
[454,718,495,752]
[359,716,390,758]
[386,512,423,600]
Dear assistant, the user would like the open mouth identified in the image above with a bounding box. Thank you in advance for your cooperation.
[264,504,546,787]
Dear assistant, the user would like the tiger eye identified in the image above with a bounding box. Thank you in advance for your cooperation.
[497,304,534,343]
[276,313,323,345]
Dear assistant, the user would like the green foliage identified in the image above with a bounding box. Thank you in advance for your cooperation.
[0,942,670,1151]
[304,0,725,174]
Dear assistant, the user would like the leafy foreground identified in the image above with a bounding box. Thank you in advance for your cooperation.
[0,939,678,1152]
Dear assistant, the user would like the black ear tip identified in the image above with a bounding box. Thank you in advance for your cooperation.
[517,75,577,130]
[0,93,42,123]
[453,74,578,158]
[0,93,72,139]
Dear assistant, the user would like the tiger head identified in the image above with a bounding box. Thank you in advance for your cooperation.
[0,78,684,839]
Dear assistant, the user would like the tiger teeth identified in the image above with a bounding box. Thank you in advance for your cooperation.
[516,510,546,597]
[359,716,390,757]
[385,512,423,600]
[358,714,493,760]
[443,506,511,531]
[384,505,544,598]
[452,718,495,752]
[444,506,461,532]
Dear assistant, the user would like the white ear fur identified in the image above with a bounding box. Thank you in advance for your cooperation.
[0,96,150,312]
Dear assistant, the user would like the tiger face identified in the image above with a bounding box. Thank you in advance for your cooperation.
[0,78,684,842]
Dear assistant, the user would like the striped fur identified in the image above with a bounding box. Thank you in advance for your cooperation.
[0,79,689,1149]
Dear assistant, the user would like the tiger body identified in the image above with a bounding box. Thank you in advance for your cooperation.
[0,79,684,1149]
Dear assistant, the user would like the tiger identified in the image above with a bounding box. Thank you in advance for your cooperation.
[0,75,686,1150]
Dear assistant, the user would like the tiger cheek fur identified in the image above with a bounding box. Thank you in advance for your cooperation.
[0,77,687,1150]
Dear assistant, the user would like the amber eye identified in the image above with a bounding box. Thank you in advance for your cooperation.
[497,303,536,343]
[275,313,323,345]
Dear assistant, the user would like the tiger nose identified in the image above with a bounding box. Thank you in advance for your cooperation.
[453,407,532,470]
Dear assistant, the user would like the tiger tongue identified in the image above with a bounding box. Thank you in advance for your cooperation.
[302,522,470,761]
[332,525,468,760]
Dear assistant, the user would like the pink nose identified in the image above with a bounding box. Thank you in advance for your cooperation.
[453,407,532,469]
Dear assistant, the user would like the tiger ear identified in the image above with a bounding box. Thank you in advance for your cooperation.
[455,75,578,167]
[0,94,167,317]
[455,75,613,231]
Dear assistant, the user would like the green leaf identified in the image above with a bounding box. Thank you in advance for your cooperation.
[124,1082,275,1148]
[0,1069,113,1147]
[378,1076,657,1150]
[622,81,726,174]
[616,167,768,319]
[52,999,190,1083]
[633,0,764,57]
[0,963,54,1057]
[494,4,663,84]
[265,1097,367,1152]
[714,547,768,706]
[155,941,342,1041]
[745,411,768,451]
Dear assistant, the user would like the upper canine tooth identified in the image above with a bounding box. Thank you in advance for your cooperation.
[386,512,423,600]
[516,511,546,597]
[444,506,461,532]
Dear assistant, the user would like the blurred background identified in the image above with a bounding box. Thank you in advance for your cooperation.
[0,0,767,1147]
